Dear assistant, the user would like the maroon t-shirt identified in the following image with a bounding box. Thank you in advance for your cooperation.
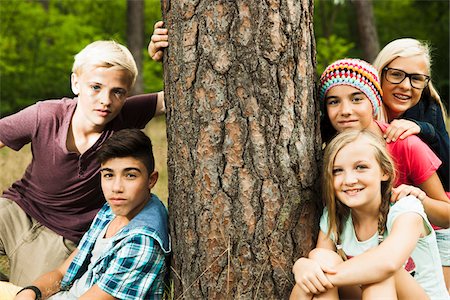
[0,94,157,243]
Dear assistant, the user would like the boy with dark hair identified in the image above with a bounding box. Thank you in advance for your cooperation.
[3,128,170,299]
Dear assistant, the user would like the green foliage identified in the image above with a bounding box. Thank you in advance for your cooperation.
[0,0,163,117]
[144,0,164,93]
[374,0,449,105]
[1,0,447,115]
[316,35,354,75]
[314,0,449,106]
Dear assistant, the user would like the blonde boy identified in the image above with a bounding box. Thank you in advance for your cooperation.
[0,40,164,285]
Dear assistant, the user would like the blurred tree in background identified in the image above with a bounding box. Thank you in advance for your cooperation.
[0,0,448,116]
[0,0,163,117]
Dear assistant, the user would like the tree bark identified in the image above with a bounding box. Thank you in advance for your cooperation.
[162,1,320,298]
[127,0,144,95]
[352,0,379,62]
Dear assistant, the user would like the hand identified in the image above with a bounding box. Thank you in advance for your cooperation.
[383,119,420,143]
[391,184,426,203]
[148,21,168,62]
[14,289,36,300]
[293,257,335,295]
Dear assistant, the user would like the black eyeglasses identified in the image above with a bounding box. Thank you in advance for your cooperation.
[383,67,430,89]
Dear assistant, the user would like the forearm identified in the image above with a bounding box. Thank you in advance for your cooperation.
[419,173,450,228]
[155,91,165,116]
[328,214,422,287]
[422,196,450,228]
[31,270,64,299]
[326,248,398,287]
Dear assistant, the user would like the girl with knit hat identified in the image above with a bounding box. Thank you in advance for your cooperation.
[317,58,449,229]
[290,129,447,299]
[290,58,450,299]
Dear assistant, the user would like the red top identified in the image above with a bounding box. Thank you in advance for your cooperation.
[375,121,442,187]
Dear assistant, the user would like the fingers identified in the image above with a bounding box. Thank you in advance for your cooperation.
[391,184,427,203]
[384,120,420,143]
[398,127,419,140]
[151,51,164,62]
[148,21,169,61]
[154,20,165,30]
[321,265,337,275]
[298,273,333,294]
[148,40,167,61]
[152,29,168,42]
[293,258,334,295]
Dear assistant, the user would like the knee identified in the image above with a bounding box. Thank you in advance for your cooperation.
[308,248,342,266]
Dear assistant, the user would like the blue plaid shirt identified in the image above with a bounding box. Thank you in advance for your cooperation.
[60,194,170,299]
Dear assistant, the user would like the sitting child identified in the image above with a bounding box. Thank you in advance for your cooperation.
[1,128,170,299]
[290,129,447,299]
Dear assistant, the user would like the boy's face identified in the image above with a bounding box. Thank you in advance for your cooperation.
[100,156,158,221]
[325,85,374,133]
[71,65,132,130]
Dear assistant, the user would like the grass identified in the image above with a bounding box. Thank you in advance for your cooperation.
[0,115,168,277]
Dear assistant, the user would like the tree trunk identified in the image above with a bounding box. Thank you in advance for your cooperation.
[127,0,144,95]
[352,0,379,62]
[162,1,320,298]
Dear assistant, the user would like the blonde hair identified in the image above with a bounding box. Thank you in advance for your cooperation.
[72,40,138,87]
[373,38,447,121]
[322,129,395,259]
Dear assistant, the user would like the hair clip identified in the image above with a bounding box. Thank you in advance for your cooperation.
[378,234,384,244]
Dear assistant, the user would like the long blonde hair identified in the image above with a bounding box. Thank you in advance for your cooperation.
[322,130,395,259]
[373,38,447,122]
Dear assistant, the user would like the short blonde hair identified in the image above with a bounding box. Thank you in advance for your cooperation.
[373,38,447,121]
[72,40,138,87]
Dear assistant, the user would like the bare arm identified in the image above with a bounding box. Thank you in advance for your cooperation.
[155,91,165,116]
[327,212,425,287]
[291,231,337,297]
[147,22,167,117]
[79,285,117,300]
[390,180,450,228]
[418,173,450,228]
[0,140,5,149]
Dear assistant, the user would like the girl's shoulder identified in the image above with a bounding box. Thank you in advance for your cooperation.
[387,196,430,230]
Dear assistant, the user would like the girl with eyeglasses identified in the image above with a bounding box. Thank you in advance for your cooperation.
[373,39,450,291]
[290,130,447,300]
[373,38,449,191]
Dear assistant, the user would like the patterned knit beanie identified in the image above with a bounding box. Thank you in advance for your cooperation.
[318,58,383,117]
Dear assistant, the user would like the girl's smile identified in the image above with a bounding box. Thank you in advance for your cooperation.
[333,136,389,210]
